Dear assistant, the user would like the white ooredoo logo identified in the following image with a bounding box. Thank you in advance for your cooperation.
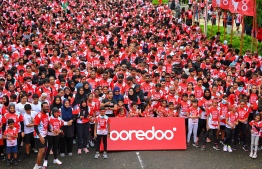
[110,126,177,141]
[241,0,248,11]
[222,0,228,5]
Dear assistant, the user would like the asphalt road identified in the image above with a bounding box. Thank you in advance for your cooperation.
[1,141,261,169]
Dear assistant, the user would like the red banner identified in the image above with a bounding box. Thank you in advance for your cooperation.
[220,0,229,9]
[107,118,186,151]
[229,0,255,16]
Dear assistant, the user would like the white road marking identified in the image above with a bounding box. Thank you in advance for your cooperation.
[136,152,144,169]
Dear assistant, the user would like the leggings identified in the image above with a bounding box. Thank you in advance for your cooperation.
[59,137,73,154]
[197,119,207,137]
[203,129,218,146]
[45,135,60,160]
[96,135,108,152]
[234,122,247,146]
[251,135,260,153]
[187,123,198,143]
[224,128,234,146]
[77,123,90,149]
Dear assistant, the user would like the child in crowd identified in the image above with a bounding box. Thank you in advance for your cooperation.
[187,99,201,148]
[3,119,19,166]
[23,104,37,159]
[249,114,262,158]
[224,105,238,152]
[94,107,111,159]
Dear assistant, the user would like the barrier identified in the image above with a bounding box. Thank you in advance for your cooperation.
[106,118,186,151]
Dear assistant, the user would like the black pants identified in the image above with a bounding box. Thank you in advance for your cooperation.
[90,123,95,138]
[96,135,107,152]
[197,119,206,137]
[225,128,234,146]
[203,129,218,145]
[77,123,90,149]
[59,137,73,154]
[234,122,247,146]
[45,135,60,160]
[186,19,192,26]
[17,132,22,153]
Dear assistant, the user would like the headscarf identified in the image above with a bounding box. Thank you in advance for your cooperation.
[64,87,73,99]
[47,68,56,79]
[73,87,87,106]
[50,96,62,110]
[202,79,210,89]
[79,99,89,118]
[128,88,138,102]
[38,66,46,76]
[203,88,212,100]
[83,82,91,96]
[113,86,124,102]
[61,99,73,121]
[67,80,76,93]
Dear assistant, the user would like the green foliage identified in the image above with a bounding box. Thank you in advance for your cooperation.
[152,0,169,5]
[200,25,262,55]
[257,0,262,26]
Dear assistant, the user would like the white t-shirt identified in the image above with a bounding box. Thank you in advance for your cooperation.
[31,102,41,113]
[15,102,30,116]
[23,111,37,134]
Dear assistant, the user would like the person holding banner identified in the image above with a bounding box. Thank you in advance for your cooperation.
[94,106,111,159]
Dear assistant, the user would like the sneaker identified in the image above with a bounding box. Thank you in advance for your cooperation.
[94,152,99,159]
[60,153,65,157]
[53,159,62,165]
[83,148,89,153]
[73,139,76,145]
[187,143,190,148]
[6,160,11,167]
[13,160,19,166]
[252,153,257,159]
[67,153,73,156]
[193,142,200,148]
[223,145,227,152]
[103,152,108,159]
[220,141,225,146]
[242,145,248,152]
[89,140,95,147]
[78,149,82,154]
[201,145,206,151]
[213,144,220,151]
[32,148,38,154]
[249,152,253,158]
[0,155,5,161]
[227,146,232,153]
[43,160,48,167]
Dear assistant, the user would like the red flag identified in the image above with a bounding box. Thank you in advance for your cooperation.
[212,0,220,7]
[229,0,254,16]
[220,0,229,9]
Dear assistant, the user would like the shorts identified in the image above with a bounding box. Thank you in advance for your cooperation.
[35,137,47,149]
[6,146,18,154]
[236,23,240,26]
[24,132,33,144]
[220,126,225,130]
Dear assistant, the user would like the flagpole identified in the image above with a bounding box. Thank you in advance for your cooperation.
[218,8,220,32]
[204,0,208,37]
[230,13,234,44]
[240,15,244,56]
[254,0,258,51]
[223,10,226,41]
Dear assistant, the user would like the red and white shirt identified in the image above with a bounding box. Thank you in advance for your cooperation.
[95,115,110,135]
[4,127,18,146]
[34,112,49,138]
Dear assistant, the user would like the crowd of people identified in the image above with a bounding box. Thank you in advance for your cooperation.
[0,0,262,168]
